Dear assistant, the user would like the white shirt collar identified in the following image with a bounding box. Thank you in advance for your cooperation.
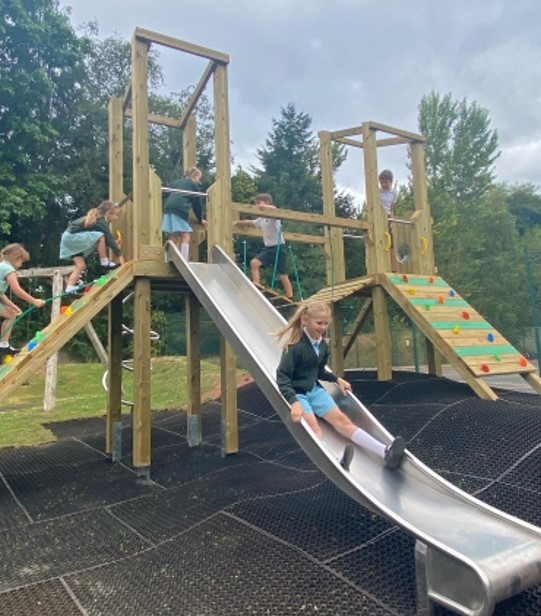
[303,328,322,346]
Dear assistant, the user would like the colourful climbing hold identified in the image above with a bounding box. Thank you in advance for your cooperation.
[34,331,44,342]
[402,274,409,282]
[462,311,470,320]
[428,276,435,283]
[438,295,445,304]
[28,340,37,351]
[4,355,13,364]
[519,357,528,367]
[481,363,490,373]
[487,333,495,342]
[425,304,431,311]
[65,306,73,316]
[494,354,502,362]
[449,289,456,297]
[408,287,415,296]
[453,325,460,334]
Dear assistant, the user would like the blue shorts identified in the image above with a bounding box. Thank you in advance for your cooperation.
[295,384,336,417]
[162,213,192,233]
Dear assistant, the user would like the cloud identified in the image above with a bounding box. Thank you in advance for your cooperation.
[60,0,541,190]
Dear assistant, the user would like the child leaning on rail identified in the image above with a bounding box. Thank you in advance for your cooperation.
[275,299,406,471]
[162,166,208,261]
[379,169,399,271]
[0,243,46,355]
[59,200,125,294]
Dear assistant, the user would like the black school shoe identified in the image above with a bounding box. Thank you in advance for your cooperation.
[384,436,406,470]
[0,344,20,355]
[340,444,355,471]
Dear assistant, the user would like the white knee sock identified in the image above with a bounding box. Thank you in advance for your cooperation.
[181,243,190,260]
[351,428,386,457]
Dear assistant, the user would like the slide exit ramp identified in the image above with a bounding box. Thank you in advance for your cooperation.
[166,243,541,616]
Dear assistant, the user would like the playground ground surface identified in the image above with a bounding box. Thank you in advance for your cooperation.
[1,370,541,616]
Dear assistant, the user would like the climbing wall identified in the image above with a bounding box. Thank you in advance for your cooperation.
[0,263,134,405]
[380,273,541,399]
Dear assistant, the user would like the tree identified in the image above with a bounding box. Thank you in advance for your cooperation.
[504,183,541,235]
[0,0,86,259]
[418,92,500,220]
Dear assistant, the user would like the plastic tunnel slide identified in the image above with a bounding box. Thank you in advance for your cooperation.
[166,242,541,616]
[0,263,134,406]
[379,273,541,400]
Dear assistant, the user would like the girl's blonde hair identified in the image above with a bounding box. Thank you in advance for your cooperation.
[186,166,202,179]
[84,200,119,228]
[1,243,30,264]
[275,299,332,347]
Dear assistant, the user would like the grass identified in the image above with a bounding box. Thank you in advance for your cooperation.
[0,357,227,450]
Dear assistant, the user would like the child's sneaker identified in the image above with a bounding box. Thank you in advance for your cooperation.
[0,344,20,355]
[65,285,83,297]
[384,436,406,470]
[100,261,118,271]
[340,444,355,471]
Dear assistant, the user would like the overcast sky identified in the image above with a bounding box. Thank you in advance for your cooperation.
[59,0,541,208]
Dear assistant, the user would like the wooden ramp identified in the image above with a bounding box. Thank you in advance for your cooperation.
[308,275,375,303]
[379,273,541,400]
[0,262,134,406]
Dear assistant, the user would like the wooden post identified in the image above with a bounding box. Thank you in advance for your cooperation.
[43,270,63,412]
[411,142,435,275]
[362,123,392,380]
[186,293,202,446]
[133,278,152,473]
[131,33,152,475]
[213,62,238,455]
[106,295,124,458]
[319,130,345,376]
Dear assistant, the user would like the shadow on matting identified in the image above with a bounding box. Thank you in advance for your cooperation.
[1,370,541,615]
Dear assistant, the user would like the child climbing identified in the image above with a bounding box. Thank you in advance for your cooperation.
[235,193,293,300]
[60,200,124,294]
[276,299,406,471]
[0,243,46,355]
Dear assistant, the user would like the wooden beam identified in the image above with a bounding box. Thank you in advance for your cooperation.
[366,120,425,142]
[178,61,216,129]
[344,298,373,358]
[335,136,411,149]
[106,294,124,456]
[122,82,132,112]
[186,293,202,446]
[124,108,181,128]
[17,266,73,278]
[135,27,229,64]
[234,227,327,245]
[232,202,370,231]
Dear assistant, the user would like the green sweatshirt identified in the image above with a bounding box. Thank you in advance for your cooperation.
[276,333,338,404]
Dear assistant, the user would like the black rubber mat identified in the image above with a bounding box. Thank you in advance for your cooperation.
[1,371,541,615]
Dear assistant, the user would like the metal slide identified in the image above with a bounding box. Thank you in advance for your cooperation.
[166,242,541,616]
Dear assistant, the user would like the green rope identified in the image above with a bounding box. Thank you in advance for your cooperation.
[242,239,248,275]
[2,279,94,339]
[288,243,303,301]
